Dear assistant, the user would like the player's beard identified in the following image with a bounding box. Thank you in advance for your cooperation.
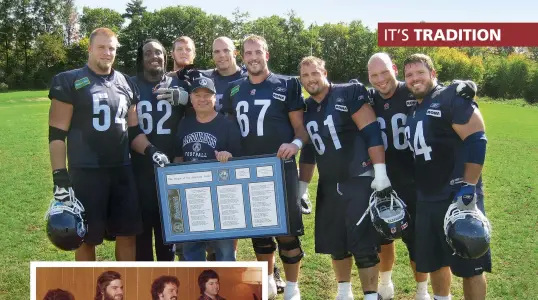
[246,59,266,76]
[96,59,113,73]
[409,79,434,100]
[104,293,123,300]
[305,80,326,96]
[146,66,163,78]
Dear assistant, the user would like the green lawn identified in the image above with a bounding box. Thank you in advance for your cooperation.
[0,91,536,299]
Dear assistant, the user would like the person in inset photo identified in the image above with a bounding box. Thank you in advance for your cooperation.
[94,271,124,300]
[197,269,226,300]
[43,289,75,300]
[151,275,180,300]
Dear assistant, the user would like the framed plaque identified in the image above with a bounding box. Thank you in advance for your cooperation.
[155,155,289,244]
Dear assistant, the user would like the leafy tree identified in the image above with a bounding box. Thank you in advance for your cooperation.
[80,7,124,37]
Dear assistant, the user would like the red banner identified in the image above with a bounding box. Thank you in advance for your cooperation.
[378,23,538,47]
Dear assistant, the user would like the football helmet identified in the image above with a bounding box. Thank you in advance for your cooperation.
[45,189,87,251]
[369,190,410,240]
[444,203,491,259]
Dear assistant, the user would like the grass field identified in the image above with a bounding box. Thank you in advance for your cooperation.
[0,91,537,299]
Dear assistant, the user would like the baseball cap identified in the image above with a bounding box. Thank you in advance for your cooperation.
[191,76,216,94]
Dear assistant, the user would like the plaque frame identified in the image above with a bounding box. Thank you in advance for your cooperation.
[155,154,289,244]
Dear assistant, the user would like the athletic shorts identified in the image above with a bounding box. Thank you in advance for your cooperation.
[70,165,143,246]
[414,194,492,277]
[314,176,379,258]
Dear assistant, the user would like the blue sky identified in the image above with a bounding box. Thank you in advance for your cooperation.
[74,0,538,30]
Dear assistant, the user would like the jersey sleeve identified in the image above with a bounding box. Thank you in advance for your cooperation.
[443,95,477,125]
[346,83,368,115]
[174,119,186,158]
[48,72,74,104]
[226,120,243,157]
[286,77,306,112]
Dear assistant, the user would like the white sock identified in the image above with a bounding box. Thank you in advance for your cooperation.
[364,293,378,300]
[433,295,451,300]
[286,281,298,290]
[380,271,392,285]
[416,281,428,294]
[284,281,299,298]
[337,282,351,293]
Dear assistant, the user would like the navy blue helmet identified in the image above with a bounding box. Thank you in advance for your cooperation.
[444,203,491,259]
[45,191,87,251]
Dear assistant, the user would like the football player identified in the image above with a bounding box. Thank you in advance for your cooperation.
[201,35,286,293]
[221,35,309,300]
[151,275,180,300]
[171,36,196,73]
[173,77,241,261]
[48,28,170,261]
[299,56,390,300]
[130,39,188,261]
[403,54,490,300]
[367,52,430,300]
[201,36,247,112]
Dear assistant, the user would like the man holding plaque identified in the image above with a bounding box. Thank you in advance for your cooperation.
[299,56,390,300]
[221,35,309,300]
[173,76,242,261]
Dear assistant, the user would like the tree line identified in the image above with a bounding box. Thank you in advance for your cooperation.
[1,0,537,103]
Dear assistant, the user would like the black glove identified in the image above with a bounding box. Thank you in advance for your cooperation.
[52,168,72,202]
[145,144,170,167]
[452,80,477,100]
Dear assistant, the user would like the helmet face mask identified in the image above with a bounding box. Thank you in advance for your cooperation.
[46,190,87,251]
[443,203,491,259]
[369,191,410,240]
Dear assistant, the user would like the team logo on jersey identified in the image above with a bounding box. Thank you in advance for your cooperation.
[218,169,230,181]
[384,103,390,110]
[391,227,397,234]
[336,97,344,103]
[193,142,202,152]
[401,222,409,230]
[275,87,287,93]
[430,103,441,108]
[335,104,348,112]
[426,109,442,117]
[231,85,240,96]
[250,89,256,95]
[406,100,417,107]
[74,77,90,90]
[199,78,208,86]
[273,92,286,101]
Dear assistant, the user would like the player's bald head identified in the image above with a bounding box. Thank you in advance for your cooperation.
[367,53,393,70]
[213,37,235,52]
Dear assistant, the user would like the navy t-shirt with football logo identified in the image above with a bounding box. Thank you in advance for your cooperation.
[130,75,187,169]
[303,83,373,182]
[200,68,247,112]
[48,65,139,168]
[221,73,304,156]
[369,82,417,186]
[175,114,242,162]
[405,84,484,202]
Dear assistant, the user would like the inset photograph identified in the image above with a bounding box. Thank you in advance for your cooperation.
[32,262,265,300]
